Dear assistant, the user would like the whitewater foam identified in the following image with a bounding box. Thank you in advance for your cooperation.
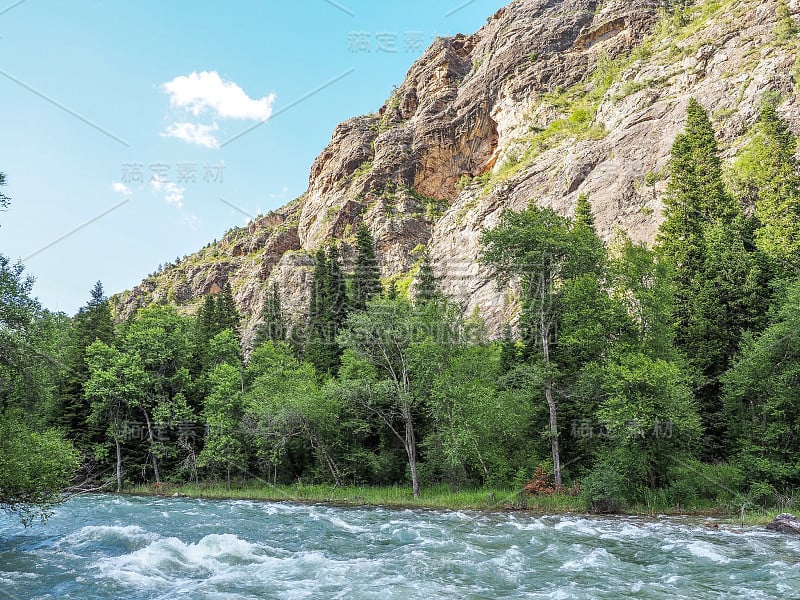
[61,524,159,548]
[559,547,617,572]
[686,540,732,564]
[94,533,271,588]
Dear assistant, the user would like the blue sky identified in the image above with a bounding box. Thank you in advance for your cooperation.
[0,0,507,314]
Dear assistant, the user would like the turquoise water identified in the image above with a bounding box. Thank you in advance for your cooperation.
[1,495,799,599]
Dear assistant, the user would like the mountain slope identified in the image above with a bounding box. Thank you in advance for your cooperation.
[112,0,800,337]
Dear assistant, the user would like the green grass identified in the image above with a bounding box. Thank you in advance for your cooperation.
[125,482,588,513]
[121,481,792,524]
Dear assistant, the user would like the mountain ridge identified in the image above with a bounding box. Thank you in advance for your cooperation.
[111,0,800,338]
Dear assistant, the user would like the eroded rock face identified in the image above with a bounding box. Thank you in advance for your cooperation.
[114,0,800,338]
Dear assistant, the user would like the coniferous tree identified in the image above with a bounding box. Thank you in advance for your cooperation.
[192,293,219,376]
[570,193,606,277]
[61,282,115,449]
[351,224,381,312]
[574,193,595,229]
[414,252,438,305]
[216,283,241,334]
[307,247,329,336]
[253,282,286,347]
[733,97,800,274]
[498,324,520,374]
[657,98,767,459]
[657,98,739,332]
[305,246,340,373]
[385,280,398,300]
[326,244,348,334]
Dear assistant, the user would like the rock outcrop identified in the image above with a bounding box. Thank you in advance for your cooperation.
[767,513,800,534]
[113,0,800,337]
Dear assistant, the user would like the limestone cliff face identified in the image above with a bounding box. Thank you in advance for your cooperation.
[113,0,800,337]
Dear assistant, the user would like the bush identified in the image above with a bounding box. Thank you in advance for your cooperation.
[667,460,744,505]
[580,463,628,513]
[749,481,777,507]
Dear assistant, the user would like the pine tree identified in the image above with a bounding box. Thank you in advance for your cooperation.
[305,246,342,374]
[216,283,241,334]
[193,291,229,377]
[253,282,286,347]
[308,247,329,336]
[326,244,348,334]
[351,224,381,311]
[734,98,800,273]
[385,280,398,300]
[414,252,438,305]
[570,193,605,277]
[657,98,740,343]
[61,282,115,449]
[498,324,520,373]
[656,99,766,460]
[574,193,595,230]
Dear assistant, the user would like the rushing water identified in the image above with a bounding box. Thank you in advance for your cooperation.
[1,495,799,599]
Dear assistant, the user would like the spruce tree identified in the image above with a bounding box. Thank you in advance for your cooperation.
[385,280,398,300]
[216,283,241,333]
[574,193,595,230]
[196,294,217,343]
[253,282,286,347]
[656,98,766,459]
[414,252,438,305]
[498,324,520,374]
[61,282,115,448]
[308,247,329,335]
[326,244,348,334]
[734,98,800,273]
[571,193,605,276]
[657,98,739,342]
[351,224,381,311]
[305,246,339,373]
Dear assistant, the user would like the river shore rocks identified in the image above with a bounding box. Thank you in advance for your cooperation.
[767,513,800,534]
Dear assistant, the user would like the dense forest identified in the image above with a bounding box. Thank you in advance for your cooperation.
[2,96,800,520]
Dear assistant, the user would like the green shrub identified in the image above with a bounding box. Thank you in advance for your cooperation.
[581,463,628,513]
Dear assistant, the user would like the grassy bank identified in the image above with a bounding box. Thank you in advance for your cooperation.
[124,482,586,513]
[121,481,785,525]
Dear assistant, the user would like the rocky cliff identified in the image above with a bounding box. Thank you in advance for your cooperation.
[112,0,800,337]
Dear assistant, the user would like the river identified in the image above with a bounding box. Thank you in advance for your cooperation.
[1,494,798,598]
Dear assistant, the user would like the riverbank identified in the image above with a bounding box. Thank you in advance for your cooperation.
[125,482,584,513]
[122,481,785,525]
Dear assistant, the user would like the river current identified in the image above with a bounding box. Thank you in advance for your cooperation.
[1,494,799,599]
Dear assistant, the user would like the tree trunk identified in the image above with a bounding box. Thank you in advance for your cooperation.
[540,306,562,487]
[474,441,490,481]
[115,437,122,493]
[404,407,420,498]
[142,410,161,484]
[309,432,342,487]
[544,375,562,487]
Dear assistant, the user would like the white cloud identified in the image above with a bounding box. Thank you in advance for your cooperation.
[162,71,275,121]
[111,182,132,197]
[161,122,220,149]
[151,179,185,209]
[160,71,275,148]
